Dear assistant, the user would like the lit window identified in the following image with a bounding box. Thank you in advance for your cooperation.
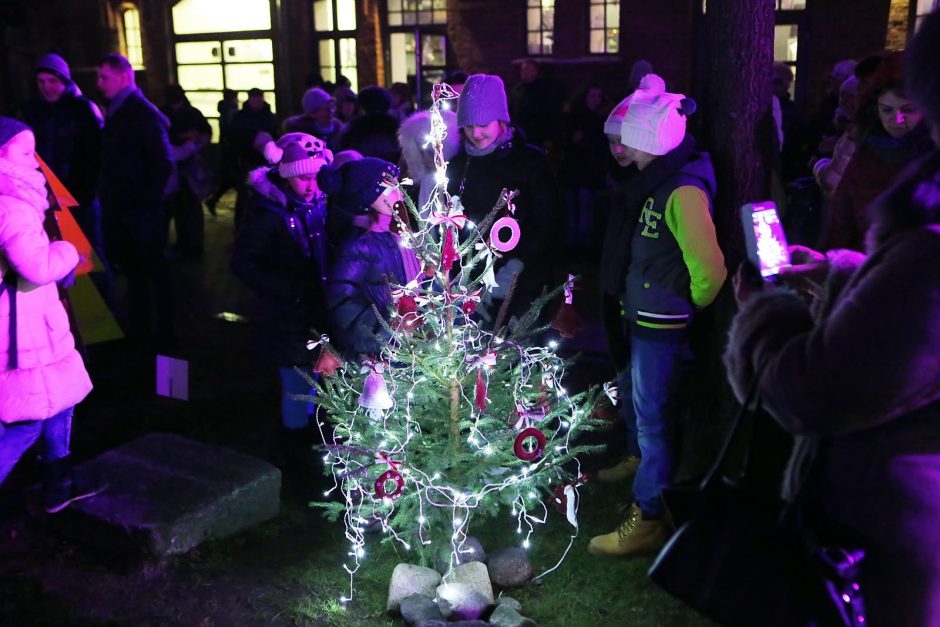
[777,0,806,8]
[172,0,271,35]
[527,0,555,56]
[915,0,939,30]
[589,0,619,54]
[387,0,446,27]
[774,24,798,99]
[122,6,145,69]
[313,1,359,91]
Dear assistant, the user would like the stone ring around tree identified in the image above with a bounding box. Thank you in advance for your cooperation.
[490,217,521,253]
[375,469,406,499]
[513,427,546,461]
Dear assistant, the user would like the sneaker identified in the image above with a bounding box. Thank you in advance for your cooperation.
[596,455,641,483]
[588,503,668,558]
[42,476,108,514]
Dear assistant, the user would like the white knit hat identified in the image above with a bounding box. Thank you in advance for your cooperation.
[604,96,631,136]
[619,74,695,156]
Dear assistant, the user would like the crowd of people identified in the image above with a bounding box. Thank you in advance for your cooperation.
[2,9,940,622]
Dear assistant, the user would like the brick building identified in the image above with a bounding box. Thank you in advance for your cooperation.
[0,0,935,141]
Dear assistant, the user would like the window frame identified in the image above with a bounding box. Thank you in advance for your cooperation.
[526,0,556,57]
[312,0,359,91]
[120,3,146,69]
[588,0,620,55]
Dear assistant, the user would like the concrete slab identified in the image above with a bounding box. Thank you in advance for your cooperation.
[46,433,281,557]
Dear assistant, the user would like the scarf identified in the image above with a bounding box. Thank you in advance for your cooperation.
[598,134,697,295]
[0,158,49,214]
[464,126,513,157]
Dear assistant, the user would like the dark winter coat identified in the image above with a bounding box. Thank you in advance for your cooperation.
[230,103,278,172]
[98,88,172,228]
[508,77,563,148]
[20,90,102,206]
[339,113,401,166]
[820,124,934,252]
[446,129,562,316]
[599,135,725,329]
[231,168,330,366]
[559,104,607,190]
[724,150,940,627]
[327,230,409,358]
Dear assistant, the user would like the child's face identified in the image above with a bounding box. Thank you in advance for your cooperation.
[371,184,403,216]
[607,133,633,168]
[287,173,320,202]
[0,131,39,170]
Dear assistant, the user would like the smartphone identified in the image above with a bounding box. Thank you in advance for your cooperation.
[741,201,791,279]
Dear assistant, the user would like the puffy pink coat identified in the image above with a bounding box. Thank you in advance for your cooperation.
[0,158,92,423]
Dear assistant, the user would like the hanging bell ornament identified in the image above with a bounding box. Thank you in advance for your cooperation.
[550,302,583,338]
[359,371,394,416]
[313,344,343,377]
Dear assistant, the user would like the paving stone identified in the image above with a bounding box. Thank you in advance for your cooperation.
[45,433,281,557]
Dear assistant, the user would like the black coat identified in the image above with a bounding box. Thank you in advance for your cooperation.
[446,130,562,316]
[327,230,408,358]
[231,169,331,367]
[231,103,278,171]
[21,91,102,206]
[339,113,401,165]
[98,89,172,226]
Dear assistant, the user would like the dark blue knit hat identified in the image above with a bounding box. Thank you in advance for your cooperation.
[0,116,30,150]
[317,157,399,216]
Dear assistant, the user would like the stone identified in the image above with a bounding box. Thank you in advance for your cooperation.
[487,547,534,588]
[42,433,280,558]
[496,596,523,612]
[400,593,444,626]
[450,561,494,605]
[489,604,540,627]
[434,536,487,573]
[435,582,490,621]
[387,564,442,613]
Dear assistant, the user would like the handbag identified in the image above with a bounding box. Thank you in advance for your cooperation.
[648,374,866,627]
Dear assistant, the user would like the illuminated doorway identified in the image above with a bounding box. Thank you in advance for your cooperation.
[171,0,277,141]
[387,1,448,107]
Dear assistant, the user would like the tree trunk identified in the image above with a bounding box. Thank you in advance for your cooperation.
[680,0,777,481]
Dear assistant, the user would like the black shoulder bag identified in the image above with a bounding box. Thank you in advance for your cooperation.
[648,374,866,627]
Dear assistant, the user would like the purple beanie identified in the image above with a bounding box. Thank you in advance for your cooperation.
[317,157,399,216]
[0,117,30,150]
[35,53,72,84]
[457,74,510,127]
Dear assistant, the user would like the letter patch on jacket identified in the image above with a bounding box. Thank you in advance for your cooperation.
[639,198,661,239]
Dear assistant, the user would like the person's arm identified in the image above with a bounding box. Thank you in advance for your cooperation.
[328,243,386,356]
[663,185,727,308]
[140,111,173,208]
[726,229,940,437]
[0,199,78,285]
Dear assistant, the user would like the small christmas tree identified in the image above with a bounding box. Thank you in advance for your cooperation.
[310,84,607,602]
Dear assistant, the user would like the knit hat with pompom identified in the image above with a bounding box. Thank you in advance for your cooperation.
[619,74,696,156]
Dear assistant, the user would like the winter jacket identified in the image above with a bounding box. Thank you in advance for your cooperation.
[20,90,103,206]
[283,115,345,153]
[446,129,562,316]
[819,124,933,252]
[231,168,330,366]
[725,150,940,627]
[230,103,278,172]
[0,158,91,423]
[327,230,411,358]
[600,135,726,330]
[812,131,856,197]
[339,113,401,166]
[98,88,172,226]
[559,104,607,190]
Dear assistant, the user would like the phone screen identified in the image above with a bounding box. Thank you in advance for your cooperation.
[750,206,791,277]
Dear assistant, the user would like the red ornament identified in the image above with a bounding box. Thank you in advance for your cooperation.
[397,295,423,330]
[374,469,405,499]
[461,300,477,316]
[313,344,343,377]
[475,369,488,411]
[441,228,458,274]
[549,302,583,339]
[550,474,590,515]
[513,427,546,461]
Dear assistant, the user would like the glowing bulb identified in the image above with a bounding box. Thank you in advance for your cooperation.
[467,220,475,229]
[356,548,365,557]
[528,492,537,499]
[522,540,530,549]
[418,516,426,524]
[548,340,558,349]
[483,445,495,456]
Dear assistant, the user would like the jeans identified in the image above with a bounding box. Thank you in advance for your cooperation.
[278,367,316,431]
[0,408,73,485]
[630,327,692,517]
[617,366,641,458]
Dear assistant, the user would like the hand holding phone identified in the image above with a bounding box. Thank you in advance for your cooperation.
[741,202,791,280]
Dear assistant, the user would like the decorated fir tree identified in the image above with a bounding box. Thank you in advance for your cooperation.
[309,84,607,601]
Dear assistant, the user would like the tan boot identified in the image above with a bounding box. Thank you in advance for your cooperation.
[588,503,668,558]
[595,455,641,483]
